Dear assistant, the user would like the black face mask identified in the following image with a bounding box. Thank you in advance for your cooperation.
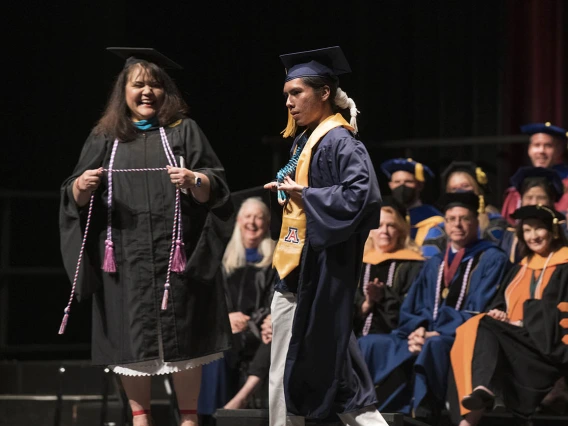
[391,185,418,207]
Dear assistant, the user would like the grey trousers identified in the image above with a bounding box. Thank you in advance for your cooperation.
[268,291,389,426]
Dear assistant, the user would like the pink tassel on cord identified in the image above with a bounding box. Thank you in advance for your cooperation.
[172,240,187,273]
[102,239,116,273]
[161,284,170,310]
[58,308,70,335]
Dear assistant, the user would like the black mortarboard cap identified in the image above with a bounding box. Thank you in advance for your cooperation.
[381,196,408,221]
[510,166,564,201]
[280,46,351,82]
[107,47,183,70]
[441,161,489,191]
[521,122,568,140]
[511,204,565,230]
[439,191,480,214]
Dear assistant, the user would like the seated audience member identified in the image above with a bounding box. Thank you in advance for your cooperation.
[499,167,564,263]
[422,162,507,257]
[380,158,444,248]
[198,197,276,415]
[358,192,509,421]
[451,204,568,425]
[354,197,424,337]
[502,122,568,225]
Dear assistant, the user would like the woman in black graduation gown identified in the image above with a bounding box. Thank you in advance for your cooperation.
[198,197,275,415]
[58,48,231,426]
[354,197,424,337]
[451,205,568,425]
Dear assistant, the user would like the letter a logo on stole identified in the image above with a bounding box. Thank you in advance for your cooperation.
[284,227,300,244]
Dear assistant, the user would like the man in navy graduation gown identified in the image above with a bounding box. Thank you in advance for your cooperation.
[380,158,444,251]
[358,192,509,421]
[265,46,388,426]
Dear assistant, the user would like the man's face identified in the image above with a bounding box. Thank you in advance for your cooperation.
[527,133,563,168]
[444,206,478,247]
[283,78,330,130]
[388,171,418,189]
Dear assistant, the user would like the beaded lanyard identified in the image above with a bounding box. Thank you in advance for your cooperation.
[432,258,473,321]
[362,261,396,336]
[275,132,308,203]
[59,127,185,334]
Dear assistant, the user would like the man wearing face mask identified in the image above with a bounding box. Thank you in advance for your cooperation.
[381,158,444,248]
[501,122,568,225]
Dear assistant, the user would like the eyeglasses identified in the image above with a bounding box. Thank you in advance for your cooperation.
[444,215,474,225]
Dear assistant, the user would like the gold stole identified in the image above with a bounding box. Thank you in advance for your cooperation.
[272,113,354,279]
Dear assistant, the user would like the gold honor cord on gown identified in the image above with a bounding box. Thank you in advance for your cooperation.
[272,113,354,279]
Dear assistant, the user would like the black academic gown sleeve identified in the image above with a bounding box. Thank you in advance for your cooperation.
[59,131,112,301]
[523,264,568,365]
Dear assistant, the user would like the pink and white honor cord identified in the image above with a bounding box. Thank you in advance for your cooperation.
[59,128,184,334]
[432,258,473,321]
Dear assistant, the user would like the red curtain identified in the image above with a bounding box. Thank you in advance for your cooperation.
[504,0,566,132]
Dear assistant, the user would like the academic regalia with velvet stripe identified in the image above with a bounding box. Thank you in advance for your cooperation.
[450,247,568,418]
[408,204,444,247]
[358,239,509,415]
[274,125,382,420]
[354,249,424,336]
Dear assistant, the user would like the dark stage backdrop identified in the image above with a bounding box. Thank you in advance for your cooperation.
[1,1,566,358]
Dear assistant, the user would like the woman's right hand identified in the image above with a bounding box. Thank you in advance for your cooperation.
[75,168,104,193]
[229,311,251,334]
[73,168,103,206]
[487,309,508,322]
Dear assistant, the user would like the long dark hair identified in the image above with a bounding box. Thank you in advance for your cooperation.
[515,218,568,259]
[94,60,189,141]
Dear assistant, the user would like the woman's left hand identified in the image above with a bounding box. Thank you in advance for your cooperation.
[277,176,305,201]
[167,165,198,189]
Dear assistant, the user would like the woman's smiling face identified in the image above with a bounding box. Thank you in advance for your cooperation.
[125,65,165,121]
[522,218,553,256]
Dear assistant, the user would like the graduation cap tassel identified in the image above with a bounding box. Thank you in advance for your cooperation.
[335,88,359,134]
[281,110,297,139]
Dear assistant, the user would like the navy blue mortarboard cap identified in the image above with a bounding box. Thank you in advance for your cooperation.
[107,47,183,70]
[520,122,568,140]
[380,158,434,183]
[510,166,564,201]
[280,46,351,82]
